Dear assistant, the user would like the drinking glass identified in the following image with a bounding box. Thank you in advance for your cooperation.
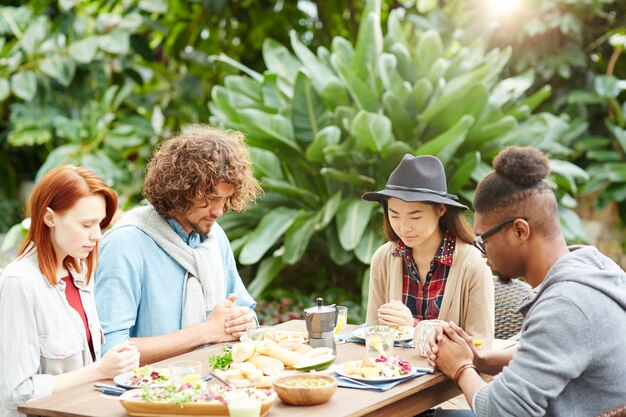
[226,391,262,417]
[414,320,446,357]
[246,325,273,342]
[365,325,395,361]
[168,360,202,384]
[333,306,348,338]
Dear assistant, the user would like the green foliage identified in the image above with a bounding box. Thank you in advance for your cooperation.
[209,0,586,317]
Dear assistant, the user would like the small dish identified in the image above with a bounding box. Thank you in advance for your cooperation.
[273,374,337,406]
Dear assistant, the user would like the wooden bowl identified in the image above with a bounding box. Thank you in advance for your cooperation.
[273,374,337,406]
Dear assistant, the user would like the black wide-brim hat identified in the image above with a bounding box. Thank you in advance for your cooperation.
[362,154,468,210]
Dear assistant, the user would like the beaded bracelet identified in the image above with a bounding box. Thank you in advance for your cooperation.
[453,363,477,387]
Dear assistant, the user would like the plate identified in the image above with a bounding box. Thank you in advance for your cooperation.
[335,361,420,383]
[239,330,308,344]
[352,326,414,342]
[114,369,169,389]
[120,388,277,416]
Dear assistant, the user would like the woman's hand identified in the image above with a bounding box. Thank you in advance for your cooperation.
[377,300,414,327]
[97,341,140,379]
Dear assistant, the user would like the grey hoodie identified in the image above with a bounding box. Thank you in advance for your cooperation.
[473,246,626,417]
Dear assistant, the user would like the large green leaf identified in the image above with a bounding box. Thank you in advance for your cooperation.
[35,144,80,181]
[211,53,263,82]
[98,29,130,55]
[239,207,301,264]
[331,55,379,112]
[305,126,341,164]
[449,151,480,194]
[320,168,376,188]
[283,213,318,264]
[11,71,37,101]
[292,71,331,142]
[262,178,319,202]
[68,37,99,63]
[378,54,410,104]
[336,199,375,251]
[0,78,10,102]
[317,191,342,230]
[415,115,474,165]
[491,70,535,108]
[350,110,392,152]
[382,91,413,143]
[325,226,353,265]
[353,2,382,80]
[249,147,284,179]
[606,120,626,155]
[263,38,301,83]
[354,225,384,264]
[39,54,76,87]
[224,75,262,102]
[247,257,286,298]
[415,30,443,77]
[238,109,299,152]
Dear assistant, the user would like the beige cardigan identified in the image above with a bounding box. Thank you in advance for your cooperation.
[366,240,494,343]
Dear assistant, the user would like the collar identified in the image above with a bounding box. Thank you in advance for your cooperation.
[392,230,455,266]
[166,218,203,249]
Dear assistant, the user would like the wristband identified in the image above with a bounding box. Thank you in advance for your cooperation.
[453,363,477,387]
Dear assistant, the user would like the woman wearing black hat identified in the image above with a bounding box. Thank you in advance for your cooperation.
[362,154,494,343]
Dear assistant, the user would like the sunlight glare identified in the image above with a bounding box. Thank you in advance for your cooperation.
[488,0,521,16]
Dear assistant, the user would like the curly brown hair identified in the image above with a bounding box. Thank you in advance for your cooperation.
[143,125,262,218]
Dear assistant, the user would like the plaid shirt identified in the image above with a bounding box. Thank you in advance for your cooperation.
[394,231,456,326]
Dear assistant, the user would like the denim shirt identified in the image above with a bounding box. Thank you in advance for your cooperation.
[95,217,256,353]
[0,250,103,417]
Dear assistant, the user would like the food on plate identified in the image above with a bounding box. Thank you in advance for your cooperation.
[245,354,285,376]
[341,356,412,379]
[123,366,169,387]
[292,354,335,372]
[278,340,313,355]
[292,347,336,371]
[208,347,233,370]
[280,376,334,387]
[137,382,274,406]
[256,339,304,367]
[392,326,415,340]
[270,330,308,344]
[231,341,256,363]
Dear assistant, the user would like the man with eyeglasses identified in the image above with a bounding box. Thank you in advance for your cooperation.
[426,146,626,417]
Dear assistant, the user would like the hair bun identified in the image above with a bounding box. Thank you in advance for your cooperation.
[493,146,549,186]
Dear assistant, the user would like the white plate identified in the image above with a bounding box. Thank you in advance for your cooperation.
[352,326,414,342]
[114,370,169,389]
[335,362,421,383]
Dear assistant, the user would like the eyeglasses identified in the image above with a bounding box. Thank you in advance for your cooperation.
[472,218,527,254]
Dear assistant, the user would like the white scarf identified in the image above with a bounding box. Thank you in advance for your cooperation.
[111,206,225,328]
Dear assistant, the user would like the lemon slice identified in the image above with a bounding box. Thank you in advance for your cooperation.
[181,374,201,383]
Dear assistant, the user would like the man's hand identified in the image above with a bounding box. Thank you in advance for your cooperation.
[377,300,414,327]
[427,322,475,378]
[204,294,256,343]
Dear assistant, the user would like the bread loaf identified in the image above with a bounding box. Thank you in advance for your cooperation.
[256,339,305,367]
[245,354,285,376]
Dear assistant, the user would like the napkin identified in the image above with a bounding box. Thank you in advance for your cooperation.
[334,372,425,391]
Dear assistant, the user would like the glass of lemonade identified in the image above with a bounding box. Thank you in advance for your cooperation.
[333,306,348,338]
[226,392,262,417]
[168,360,202,384]
[365,326,394,361]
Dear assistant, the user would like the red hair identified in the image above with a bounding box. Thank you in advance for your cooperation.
[17,165,118,285]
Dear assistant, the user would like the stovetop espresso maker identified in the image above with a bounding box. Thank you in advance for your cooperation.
[304,297,338,355]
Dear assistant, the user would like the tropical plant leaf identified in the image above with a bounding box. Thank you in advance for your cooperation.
[336,199,375,251]
[305,125,341,164]
[354,225,384,264]
[283,213,318,264]
[247,257,286,298]
[415,115,474,165]
[350,110,392,152]
[292,71,331,142]
[239,207,301,264]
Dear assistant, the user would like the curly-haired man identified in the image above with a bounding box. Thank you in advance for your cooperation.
[95,125,262,364]
[426,146,626,417]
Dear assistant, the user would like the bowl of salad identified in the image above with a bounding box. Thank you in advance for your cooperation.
[120,382,277,416]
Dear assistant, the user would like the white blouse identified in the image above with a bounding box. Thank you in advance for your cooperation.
[0,250,103,417]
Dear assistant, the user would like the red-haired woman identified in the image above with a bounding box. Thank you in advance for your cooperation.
[0,165,139,417]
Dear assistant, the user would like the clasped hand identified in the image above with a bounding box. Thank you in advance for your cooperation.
[206,293,256,342]
[426,321,477,379]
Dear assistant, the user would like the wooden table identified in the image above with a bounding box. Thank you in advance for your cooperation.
[19,320,516,417]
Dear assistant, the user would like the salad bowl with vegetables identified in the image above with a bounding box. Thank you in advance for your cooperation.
[120,381,277,416]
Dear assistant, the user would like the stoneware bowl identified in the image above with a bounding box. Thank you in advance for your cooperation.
[272,374,337,406]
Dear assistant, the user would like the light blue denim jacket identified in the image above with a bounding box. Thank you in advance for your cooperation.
[95,217,256,353]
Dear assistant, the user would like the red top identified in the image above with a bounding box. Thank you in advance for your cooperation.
[61,276,95,360]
